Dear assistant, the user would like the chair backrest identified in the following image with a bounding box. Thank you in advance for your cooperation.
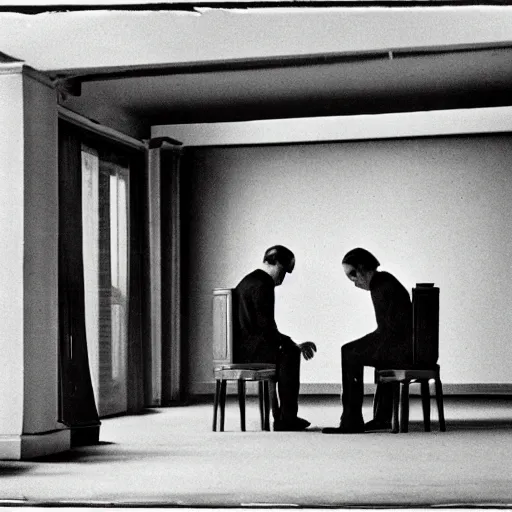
[412,284,440,366]
[213,288,234,366]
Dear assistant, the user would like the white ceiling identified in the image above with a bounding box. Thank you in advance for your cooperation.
[2,4,512,134]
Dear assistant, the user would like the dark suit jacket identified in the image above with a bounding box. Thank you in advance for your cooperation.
[361,270,413,364]
[233,269,295,363]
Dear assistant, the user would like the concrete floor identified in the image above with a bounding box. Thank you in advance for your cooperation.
[1,395,512,508]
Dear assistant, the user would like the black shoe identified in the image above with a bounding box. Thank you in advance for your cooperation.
[294,417,311,429]
[322,424,365,434]
[364,419,392,431]
[274,417,311,431]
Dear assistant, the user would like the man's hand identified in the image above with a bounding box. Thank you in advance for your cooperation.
[297,341,317,361]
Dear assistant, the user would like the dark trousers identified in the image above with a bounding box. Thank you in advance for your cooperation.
[340,335,406,428]
[274,343,301,422]
[236,342,302,422]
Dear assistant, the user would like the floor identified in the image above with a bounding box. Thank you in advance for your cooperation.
[1,395,512,509]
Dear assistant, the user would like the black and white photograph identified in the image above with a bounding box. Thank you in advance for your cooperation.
[0,1,511,511]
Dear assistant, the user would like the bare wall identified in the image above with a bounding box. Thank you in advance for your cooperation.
[184,135,512,390]
[22,72,60,434]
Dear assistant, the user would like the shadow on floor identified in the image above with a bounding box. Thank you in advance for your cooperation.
[0,465,33,477]
[309,420,512,433]
[32,442,163,464]
[100,408,163,420]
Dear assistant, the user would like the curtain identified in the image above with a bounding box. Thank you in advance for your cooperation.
[58,121,101,446]
[127,151,147,413]
[160,145,185,404]
[81,146,101,407]
[82,148,136,417]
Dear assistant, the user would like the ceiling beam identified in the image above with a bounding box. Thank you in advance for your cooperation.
[49,41,512,82]
[151,106,512,147]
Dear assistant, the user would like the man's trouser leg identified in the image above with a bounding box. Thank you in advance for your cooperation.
[276,344,301,422]
[340,334,390,429]
[340,341,366,429]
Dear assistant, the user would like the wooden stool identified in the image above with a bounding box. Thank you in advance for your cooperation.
[372,284,447,434]
[212,289,278,432]
[375,364,446,433]
[213,363,277,431]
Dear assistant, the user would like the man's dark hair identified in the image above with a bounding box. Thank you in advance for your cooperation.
[342,247,380,271]
[263,245,295,273]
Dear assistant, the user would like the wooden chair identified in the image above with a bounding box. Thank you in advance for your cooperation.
[374,284,447,433]
[212,288,277,432]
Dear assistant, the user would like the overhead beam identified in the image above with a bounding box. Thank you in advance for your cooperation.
[151,106,512,147]
[46,42,512,82]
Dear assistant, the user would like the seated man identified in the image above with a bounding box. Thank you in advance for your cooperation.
[323,247,412,434]
[233,245,317,431]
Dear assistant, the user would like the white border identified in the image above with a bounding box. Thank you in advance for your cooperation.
[152,106,512,147]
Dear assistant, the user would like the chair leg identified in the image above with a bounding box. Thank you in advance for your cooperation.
[420,380,431,432]
[435,376,447,432]
[399,381,410,433]
[391,382,400,434]
[238,379,246,432]
[258,381,265,430]
[213,379,221,431]
[263,380,271,431]
[372,382,383,419]
[219,380,227,432]
[269,379,279,423]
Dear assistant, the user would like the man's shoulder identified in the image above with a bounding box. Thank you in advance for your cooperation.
[378,271,398,285]
[373,271,409,296]
[371,270,392,288]
[235,269,269,290]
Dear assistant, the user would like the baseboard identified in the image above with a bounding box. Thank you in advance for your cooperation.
[438,383,512,395]
[0,429,71,460]
[22,429,71,459]
[192,381,344,395]
[191,381,512,396]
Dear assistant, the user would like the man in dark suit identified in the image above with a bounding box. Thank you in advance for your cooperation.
[323,247,412,434]
[233,245,317,431]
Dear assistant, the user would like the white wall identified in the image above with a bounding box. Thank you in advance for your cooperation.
[185,135,512,390]
[0,66,68,458]
[0,71,25,439]
[22,72,60,434]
